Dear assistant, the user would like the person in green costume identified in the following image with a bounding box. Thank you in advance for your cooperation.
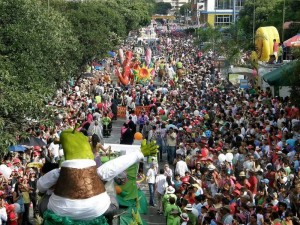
[163,186,177,212]
[164,197,181,225]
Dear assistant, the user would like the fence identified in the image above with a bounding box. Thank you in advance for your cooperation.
[117,106,150,118]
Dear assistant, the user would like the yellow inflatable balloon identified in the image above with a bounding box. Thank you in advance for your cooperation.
[255,26,280,62]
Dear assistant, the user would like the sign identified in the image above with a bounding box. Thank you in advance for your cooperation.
[228,74,244,85]
[240,79,249,89]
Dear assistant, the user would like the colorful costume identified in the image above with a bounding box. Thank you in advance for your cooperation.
[37,126,147,225]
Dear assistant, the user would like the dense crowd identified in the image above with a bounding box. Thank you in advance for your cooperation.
[140,32,300,225]
[0,24,298,225]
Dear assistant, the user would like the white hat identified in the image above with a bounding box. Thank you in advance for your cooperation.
[166,186,175,194]
[184,204,193,211]
[208,164,216,170]
[180,213,189,221]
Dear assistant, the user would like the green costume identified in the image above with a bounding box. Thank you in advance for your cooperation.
[162,193,177,211]
[164,204,181,225]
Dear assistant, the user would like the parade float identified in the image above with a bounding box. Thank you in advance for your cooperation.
[255,26,280,62]
[37,126,158,225]
[115,48,155,86]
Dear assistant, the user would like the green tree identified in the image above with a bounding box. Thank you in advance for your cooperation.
[267,0,300,40]
[239,0,300,41]
[50,0,153,70]
[196,24,251,65]
[238,0,280,40]
[0,0,81,154]
[154,2,172,15]
[179,2,191,16]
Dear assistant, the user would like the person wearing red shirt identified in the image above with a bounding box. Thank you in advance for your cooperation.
[183,186,196,205]
[265,164,276,188]
[248,170,258,195]
[6,204,17,225]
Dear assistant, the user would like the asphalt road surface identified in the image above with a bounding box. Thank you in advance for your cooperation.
[106,119,166,225]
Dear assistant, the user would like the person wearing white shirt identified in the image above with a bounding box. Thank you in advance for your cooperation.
[48,141,60,162]
[175,156,189,177]
[0,199,7,225]
[147,164,156,207]
[155,169,167,214]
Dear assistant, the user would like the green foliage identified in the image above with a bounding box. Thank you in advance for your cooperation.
[154,2,172,15]
[196,24,252,65]
[238,0,300,41]
[51,0,153,68]
[238,0,280,38]
[0,0,154,154]
[179,3,192,16]
[0,0,81,153]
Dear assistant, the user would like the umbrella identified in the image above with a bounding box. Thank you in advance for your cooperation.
[166,124,178,130]
[284,34,300,47]
[8,145,26,152]
[108,51,116,57]
[19,137,47,147]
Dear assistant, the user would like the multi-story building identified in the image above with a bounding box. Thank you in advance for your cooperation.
[191,0,245,27]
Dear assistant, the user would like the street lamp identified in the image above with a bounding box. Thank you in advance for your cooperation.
[253,0,256,44]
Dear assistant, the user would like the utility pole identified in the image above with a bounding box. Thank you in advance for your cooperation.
[282,0,286,41]
[233,0,236,23]
[252,0,256,44]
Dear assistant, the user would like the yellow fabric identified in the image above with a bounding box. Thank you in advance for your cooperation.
[255,26,280,62]
[95,96,101,104]
[22,191,30,204]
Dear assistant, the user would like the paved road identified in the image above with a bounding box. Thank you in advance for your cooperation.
[106,119,166,225]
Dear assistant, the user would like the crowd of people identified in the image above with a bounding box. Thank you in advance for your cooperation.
[0,22,298,225]
[140,30,300,225]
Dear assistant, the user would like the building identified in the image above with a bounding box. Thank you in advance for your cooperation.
[191,0,245,27]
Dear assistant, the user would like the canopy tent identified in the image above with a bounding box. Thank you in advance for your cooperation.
[262,62,297,86]
[284,34,300,47]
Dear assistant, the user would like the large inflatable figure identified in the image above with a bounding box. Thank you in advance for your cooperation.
[255,26,280,62]
[37,126,158,225]
[115,51,133,86]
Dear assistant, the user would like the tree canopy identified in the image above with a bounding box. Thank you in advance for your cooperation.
[154,2,172,15]
[179,3,192,16]
[0,0,81,153]
[0,0,154,154]
[196,23,252,65]
[238,0,300,41]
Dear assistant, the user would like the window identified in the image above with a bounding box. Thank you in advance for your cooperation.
[214,15,233,26]
[235,0,246,10]
[215,0,233,9]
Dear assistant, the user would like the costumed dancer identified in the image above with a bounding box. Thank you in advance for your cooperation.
[37,125,154,225]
